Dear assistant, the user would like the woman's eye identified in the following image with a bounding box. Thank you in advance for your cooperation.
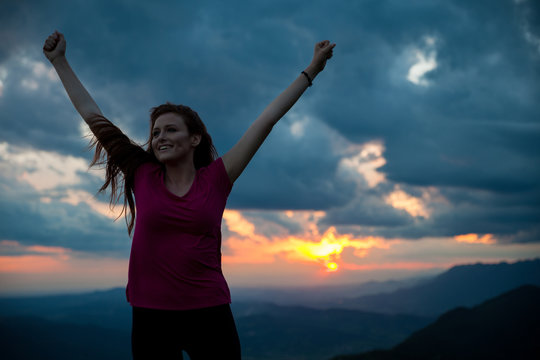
[152,131,159,137]
[167,128,176,132]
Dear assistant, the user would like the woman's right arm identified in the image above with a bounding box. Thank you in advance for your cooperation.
[43,31,103,126]
[43,31,151,176]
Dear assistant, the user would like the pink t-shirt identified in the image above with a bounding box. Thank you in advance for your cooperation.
[126,158,233,310]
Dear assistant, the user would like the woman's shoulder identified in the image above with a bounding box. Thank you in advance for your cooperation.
[134,159,162,181]
[138,160,162,173]
[198,157,224,175]
[199,157,232,193]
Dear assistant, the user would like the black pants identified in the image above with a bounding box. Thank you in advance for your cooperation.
[131,304,241,360]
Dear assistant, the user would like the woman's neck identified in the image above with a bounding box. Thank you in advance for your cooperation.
[164,161,197,197]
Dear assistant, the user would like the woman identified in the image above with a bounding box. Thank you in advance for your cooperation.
[43,30,335,359]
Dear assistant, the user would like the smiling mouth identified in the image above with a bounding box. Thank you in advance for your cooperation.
[158,145,171,151]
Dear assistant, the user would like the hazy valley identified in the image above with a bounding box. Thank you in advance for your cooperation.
[1,259,539,360]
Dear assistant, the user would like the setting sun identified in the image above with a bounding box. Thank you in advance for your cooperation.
[223,210,392,274]
[296,239,344,260]
[326,262,339,272]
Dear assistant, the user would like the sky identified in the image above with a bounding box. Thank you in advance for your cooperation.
[1,0,539,295]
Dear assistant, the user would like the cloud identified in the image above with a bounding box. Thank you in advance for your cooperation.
[59,189,120,220]
[0,66,7,97]
[0,240,70,273]
[0,141,95,191]
[337,140,387,189]
[6,0,535,246]
[0,51,60,98]
[0,142,129,255]
[384,185,432,218]
[455,233,495,245]
[228,113,357,209]
[0,0,539,294]
[515,0,540,55]
[0,240,128,294]
[221,208,540,286]
[0,192,130,255]
[406,36,438,86]
[223,209,392,272]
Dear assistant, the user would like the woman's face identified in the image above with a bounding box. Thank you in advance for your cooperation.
[151,112,200,165]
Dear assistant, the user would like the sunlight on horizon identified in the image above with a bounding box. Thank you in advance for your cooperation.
[223,210,391,272]
[455,233,496,245]
[1,235,540,294]
[326,262,338,272]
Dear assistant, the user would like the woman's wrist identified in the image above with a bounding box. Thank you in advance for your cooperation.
[303,63,319,80]
[51,55,68,70]
[51,55,67,66]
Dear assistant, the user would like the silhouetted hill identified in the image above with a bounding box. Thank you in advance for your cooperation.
[338,258,540,316]
[0,290,430,360]
[231,277,429,308]
[2,259,538,359]
[0,315,131,360]
[233,303,430,360]
[330,285,540,360]
[0,288,130,330]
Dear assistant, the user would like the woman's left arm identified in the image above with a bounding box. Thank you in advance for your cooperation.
[222,40,335,183]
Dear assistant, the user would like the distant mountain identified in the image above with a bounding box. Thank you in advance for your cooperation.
[1,259,537,359]
[231,277,429,308]
[0,288,131,330]
[0,290,430,360]
[0,315,131,360]
[0,277,428,320]
[232,303,430,360]
[336,258,540,316]
[330,285,540,360]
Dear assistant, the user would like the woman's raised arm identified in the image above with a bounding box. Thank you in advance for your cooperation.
[43,31,104,127]
[222,40,335,184]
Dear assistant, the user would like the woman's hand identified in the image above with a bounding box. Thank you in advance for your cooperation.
[307,40,336,76]
[43,30,66,63]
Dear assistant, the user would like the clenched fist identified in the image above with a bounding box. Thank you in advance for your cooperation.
[310,40,336,75]
[43,30,66,63]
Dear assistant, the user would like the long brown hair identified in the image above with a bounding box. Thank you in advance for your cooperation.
[88,103,217,235]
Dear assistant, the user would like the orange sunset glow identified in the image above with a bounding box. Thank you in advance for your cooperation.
[222,210,391,272]
[326,262,339,272]
[454,233,496,245]
[384,185,431,218]
[0,255,66,273]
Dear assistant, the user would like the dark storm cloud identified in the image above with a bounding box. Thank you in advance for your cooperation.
[312,0,540,242]
[228,115,357,209]
[1,0,355,211]
[0,183,130,256]
[243,211,304,237]
[330,183,540,243]
[373,203,540,244]
[310,0,539,186]
[0,0,538,248]
[322,193,413,228]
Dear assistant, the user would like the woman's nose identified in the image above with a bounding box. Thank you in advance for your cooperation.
[157,132,167,141]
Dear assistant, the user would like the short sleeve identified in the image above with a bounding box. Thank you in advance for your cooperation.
[206,158,233,196]
[133,161,160,192]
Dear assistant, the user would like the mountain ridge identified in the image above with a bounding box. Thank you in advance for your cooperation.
[330,285,540,360]
[0,259,538,360]
[334,258,540,316]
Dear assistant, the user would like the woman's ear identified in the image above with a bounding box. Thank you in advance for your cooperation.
[191,134,202,147]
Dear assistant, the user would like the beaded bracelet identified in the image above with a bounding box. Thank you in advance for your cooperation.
[301,71,313,87]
